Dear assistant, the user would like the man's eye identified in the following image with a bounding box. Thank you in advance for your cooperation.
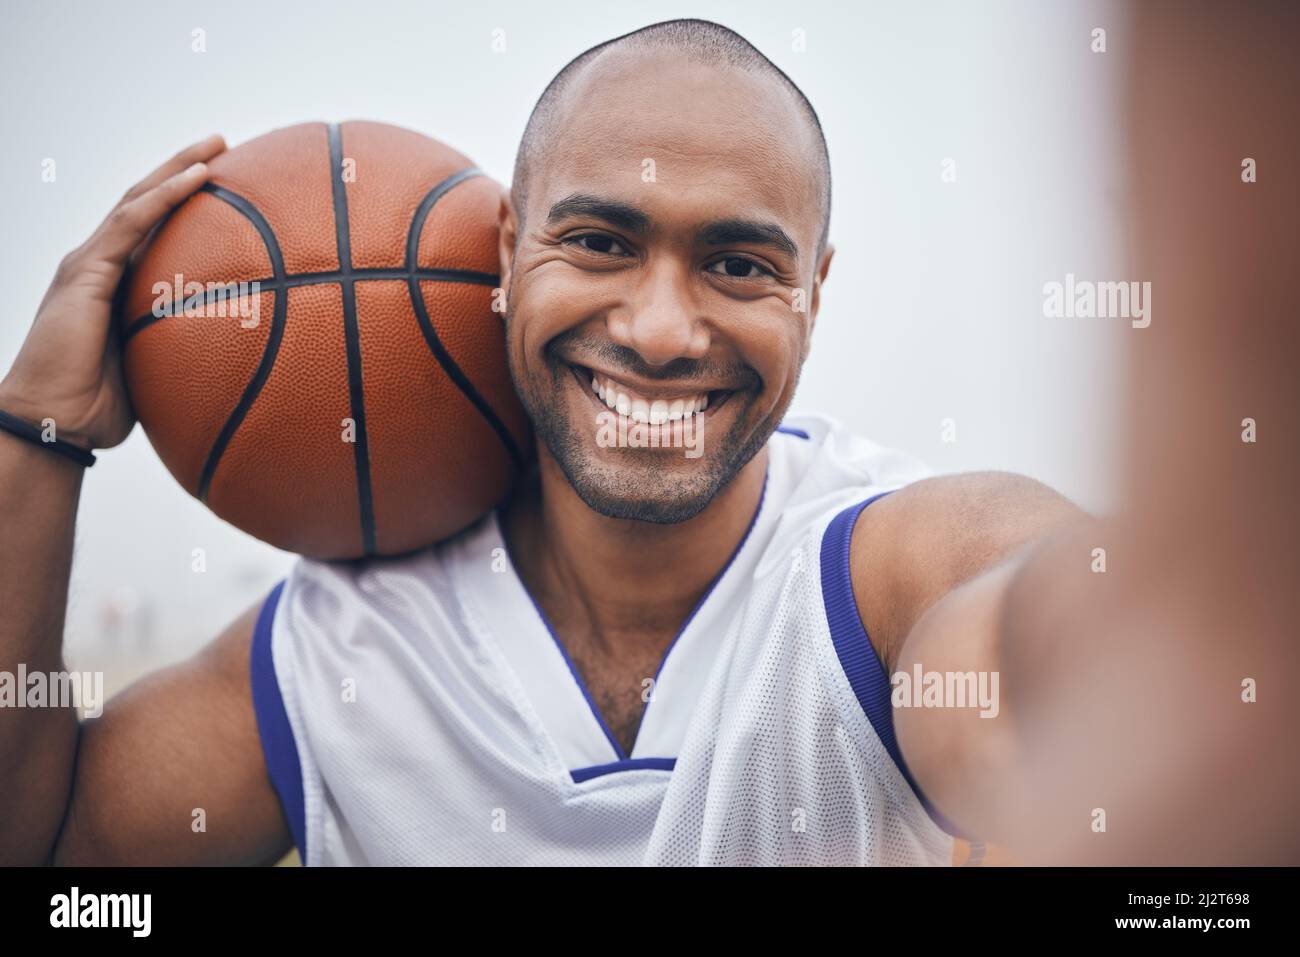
[707,257,771,279]
[566,234,629,256]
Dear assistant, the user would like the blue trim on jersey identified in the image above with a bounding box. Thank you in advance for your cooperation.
[249,580,309,863]
[570,757,677,783]
[516,468,770,762]
[517,586,628,760]
[819,493,973,840]
[776,424,810,440]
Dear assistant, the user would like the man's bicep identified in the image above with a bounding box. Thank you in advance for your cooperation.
[52,600,293,866]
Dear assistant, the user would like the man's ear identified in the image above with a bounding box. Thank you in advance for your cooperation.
[497,185,518,299]
[807,242,835,343]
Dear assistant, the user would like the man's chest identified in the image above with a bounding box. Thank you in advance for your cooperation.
[562,632,675,756]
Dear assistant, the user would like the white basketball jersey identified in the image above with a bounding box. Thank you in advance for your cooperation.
[250,414,960,865]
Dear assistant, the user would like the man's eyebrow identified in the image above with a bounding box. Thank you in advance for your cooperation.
[546,194,651,233]
[701,219,799,261]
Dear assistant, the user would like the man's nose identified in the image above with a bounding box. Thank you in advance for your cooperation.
[606,258,711,367]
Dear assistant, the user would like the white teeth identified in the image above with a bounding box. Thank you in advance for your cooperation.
[589,371,710,422]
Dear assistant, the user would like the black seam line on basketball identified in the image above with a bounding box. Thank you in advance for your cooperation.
[329,122,377,557]
[405,168,525,472]
[121,268,499,343]
[196,184,287,504]
[113,198,188,349]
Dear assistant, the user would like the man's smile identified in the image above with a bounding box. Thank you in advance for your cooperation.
[565,361,737,441]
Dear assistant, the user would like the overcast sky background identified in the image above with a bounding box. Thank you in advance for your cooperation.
[0,0,1129,683]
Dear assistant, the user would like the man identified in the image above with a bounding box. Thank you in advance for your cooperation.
[2,17,1292,866]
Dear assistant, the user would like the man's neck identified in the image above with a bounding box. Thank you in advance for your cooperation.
[502,446,769,650]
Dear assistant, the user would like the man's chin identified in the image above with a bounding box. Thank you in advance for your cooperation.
[561,458,724,524]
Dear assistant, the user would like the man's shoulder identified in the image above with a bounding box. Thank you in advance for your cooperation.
[768,413,930,520]
[280,511,495,610]
[774,412,932,492]
[751,414,932,578]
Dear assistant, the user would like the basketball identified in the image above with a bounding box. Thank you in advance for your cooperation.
[119,121,531,559]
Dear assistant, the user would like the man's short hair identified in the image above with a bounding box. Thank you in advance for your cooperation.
[512,18,833,259]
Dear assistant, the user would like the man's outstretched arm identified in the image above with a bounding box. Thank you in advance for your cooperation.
[853,0,1300,866]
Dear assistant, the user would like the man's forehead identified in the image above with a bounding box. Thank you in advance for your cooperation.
[530,48,822,243]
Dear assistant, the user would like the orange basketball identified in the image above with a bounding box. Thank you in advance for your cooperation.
[120,121,531,559]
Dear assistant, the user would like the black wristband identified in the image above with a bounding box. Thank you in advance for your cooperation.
[0,409,96,467]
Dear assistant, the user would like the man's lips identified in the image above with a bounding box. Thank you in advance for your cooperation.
[566,362,735,426]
